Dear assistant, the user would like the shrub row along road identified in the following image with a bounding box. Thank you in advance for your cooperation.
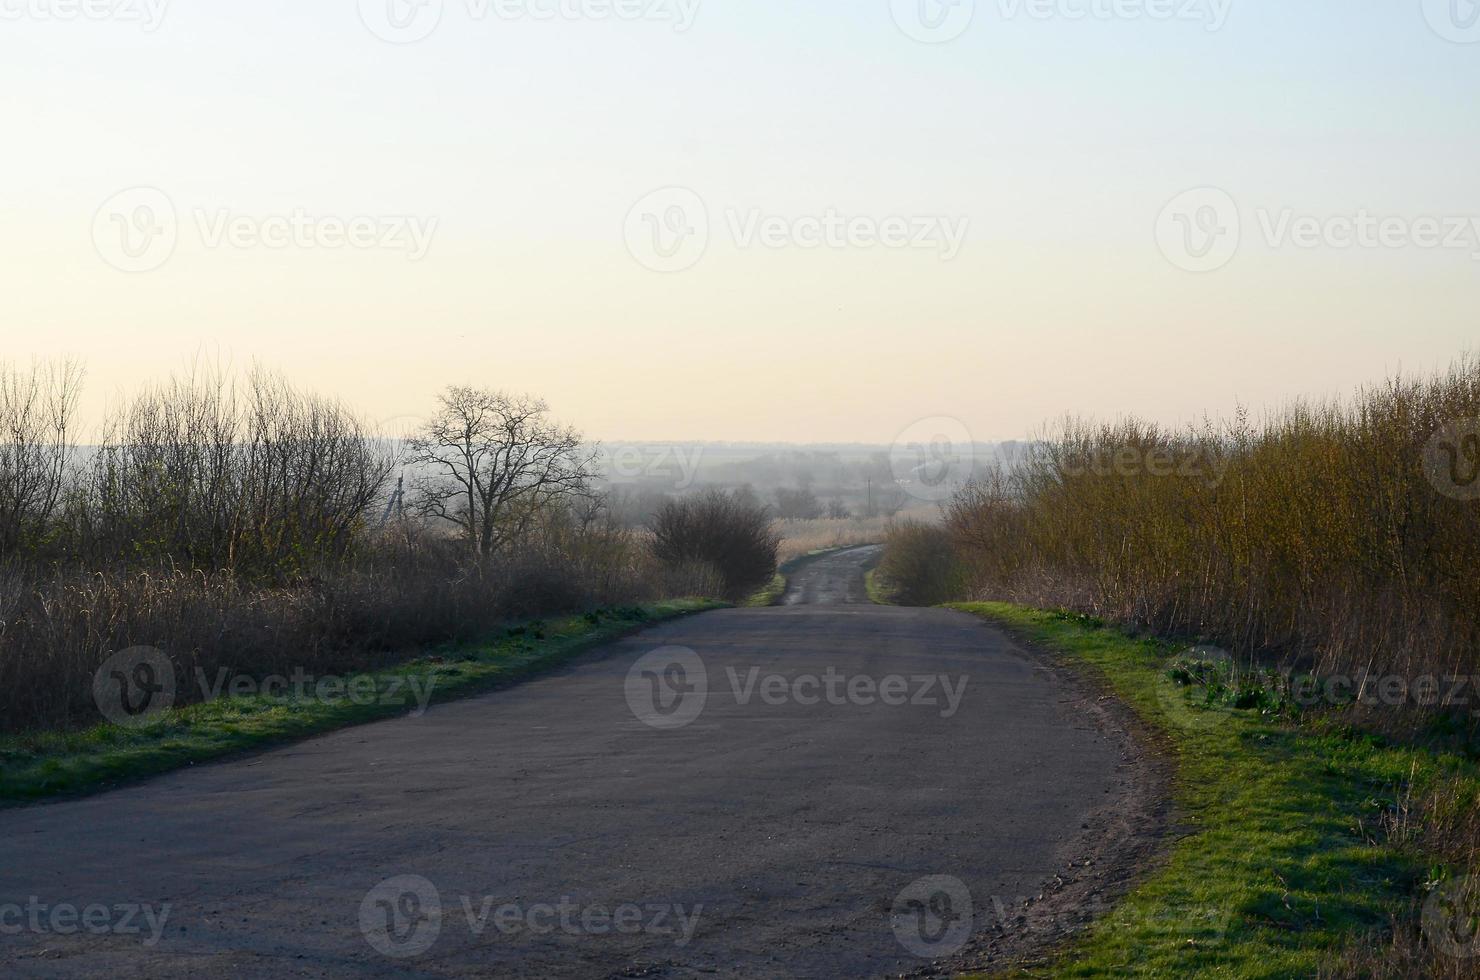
[0,548,1132,978]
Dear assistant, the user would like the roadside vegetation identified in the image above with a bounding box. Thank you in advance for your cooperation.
[878,354,1480,976]
[773,512,925,565]
[0,601,718,804]
[0,360,777,759]
[954,604,1477,979]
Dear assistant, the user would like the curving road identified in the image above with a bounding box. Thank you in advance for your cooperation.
[0,548,1135,978]
[780,545,881,606]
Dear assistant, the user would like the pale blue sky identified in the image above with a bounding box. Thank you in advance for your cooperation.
[3,1,1477,441]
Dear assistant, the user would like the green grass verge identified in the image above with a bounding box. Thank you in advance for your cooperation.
[743,572,788,607]
[952,602,1475,979]
[0,599,723,806]
[865,567,898,605]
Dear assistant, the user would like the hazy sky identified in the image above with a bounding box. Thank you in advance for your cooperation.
[4,1,1477,444]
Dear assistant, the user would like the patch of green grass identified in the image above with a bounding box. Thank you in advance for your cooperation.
[743,573,787,607]
[865,567,898,605]
[952,602,1477,978]
[0,599,722,806]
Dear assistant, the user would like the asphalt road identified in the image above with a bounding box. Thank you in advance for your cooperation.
[781,545,881,605]
[0,548,1128,978]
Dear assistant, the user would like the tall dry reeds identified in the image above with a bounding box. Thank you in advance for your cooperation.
[0,519,665,734]
[933,355,1480,704]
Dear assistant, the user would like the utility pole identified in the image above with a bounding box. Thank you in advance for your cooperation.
[381,474,405,525]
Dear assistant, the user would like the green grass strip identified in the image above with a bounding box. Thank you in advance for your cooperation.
[951,602,1477,979]
[0,599,722,806]
[865,567,898,605]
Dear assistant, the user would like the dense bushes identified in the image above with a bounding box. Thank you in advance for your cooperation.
[81,368,393,577]
[876,521,963,606]
[0,360,819,734]
[888,354,1480,725]
[648,489,780,600]
[0,362,679,734]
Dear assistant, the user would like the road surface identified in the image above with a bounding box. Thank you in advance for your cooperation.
[0,547,1138,978]
[780,545,881,605]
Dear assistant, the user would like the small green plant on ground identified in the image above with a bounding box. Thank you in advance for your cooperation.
[0,599,721,806]
[953,602,1480,979]
[865,567,898,605]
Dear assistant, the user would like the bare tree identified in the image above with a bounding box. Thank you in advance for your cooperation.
[0,359,83,555]
[407,387,596,558]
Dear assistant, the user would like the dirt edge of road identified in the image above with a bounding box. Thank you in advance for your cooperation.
[927,619,1176,978]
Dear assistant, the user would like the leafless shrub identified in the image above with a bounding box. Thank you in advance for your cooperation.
[649,489,780,600]
[0,359,82,557]
[78,364,392,579]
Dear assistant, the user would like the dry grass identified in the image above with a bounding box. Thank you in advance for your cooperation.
[943,355,1480,711]
[0,524,664,735]
[774,504,935,564]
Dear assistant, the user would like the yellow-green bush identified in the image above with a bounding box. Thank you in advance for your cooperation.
[944,355,1480,702]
